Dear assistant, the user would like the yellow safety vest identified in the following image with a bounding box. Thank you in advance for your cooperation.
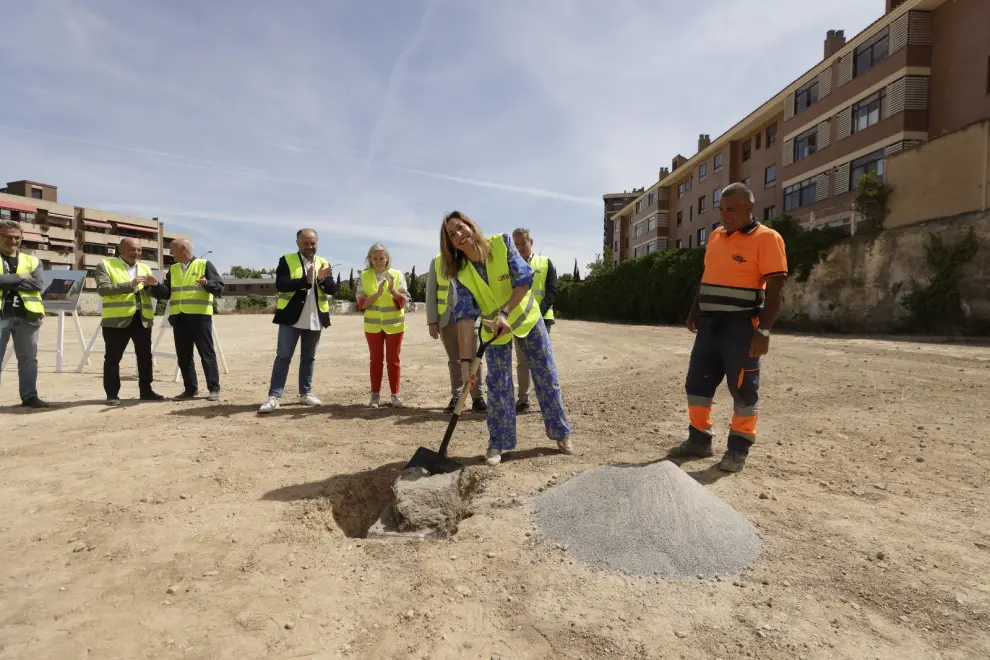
[529,255,554,321]
[361,268,406,334]
[100,258,154,321]
[277,253,330,314]
[457,234,541,345]
[433,253,450,317]
[0,253,45,317]
[169,259,213,315]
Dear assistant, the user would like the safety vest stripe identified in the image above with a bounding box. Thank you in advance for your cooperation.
[173,286,204,292]
[509,295,536,331]
[700,284,762,301]
[699,302,759,313]
[532,288,545,297]
[103,301,145,308]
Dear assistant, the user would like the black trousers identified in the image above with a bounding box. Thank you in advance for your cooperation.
[685,314,761,454]
[102,312,154,398]
[171,313,220,393]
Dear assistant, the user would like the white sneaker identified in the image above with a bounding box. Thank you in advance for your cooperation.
[557,438,574,455]
[258,397,280,414]
[484,447,503,466]
[368,393,380,408]
[300,393,322,406]
[390,394,403,408]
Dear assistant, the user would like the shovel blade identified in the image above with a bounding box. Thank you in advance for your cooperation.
[404,446,464,475]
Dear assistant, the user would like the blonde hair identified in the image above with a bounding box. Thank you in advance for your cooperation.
[440,211,491,280]
[366,242,392,271]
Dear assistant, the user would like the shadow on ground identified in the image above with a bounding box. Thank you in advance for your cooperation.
[611,454,735,486]
[166,401,488,423]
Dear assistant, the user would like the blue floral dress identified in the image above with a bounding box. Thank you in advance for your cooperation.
[450,233,571,451]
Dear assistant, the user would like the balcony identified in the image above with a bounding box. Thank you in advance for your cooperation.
[138,237,158,250]
[46,226,75,242]
[83,253,110,267]
[24,249,76,265]
[83,231,113,245]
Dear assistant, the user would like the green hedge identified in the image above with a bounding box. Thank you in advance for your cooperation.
[555,248,705,323]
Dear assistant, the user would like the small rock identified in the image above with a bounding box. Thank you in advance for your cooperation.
[202,571,218,577]
[284,621,295,630]
[877,551,886,561]
[759,493,769,500]
[782,580,791,587]
[403,610,415,620]
[454,585,472,597]
[166,584,181,595]
[899,615,909,623]
[674,631,687,639]
[486,552,496,559]
[179,494,190,500]
[72,543,87,553]
[916,457,925,463]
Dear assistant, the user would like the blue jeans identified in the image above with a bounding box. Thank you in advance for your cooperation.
[0,316,40,402]
[268,324,321,397]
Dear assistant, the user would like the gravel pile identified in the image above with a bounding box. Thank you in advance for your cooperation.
[531,461,761,579]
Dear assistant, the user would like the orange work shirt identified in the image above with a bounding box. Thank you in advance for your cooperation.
[699,220,787,315]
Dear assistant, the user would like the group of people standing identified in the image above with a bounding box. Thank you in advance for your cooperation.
[2,183,786,473]
[254,218,569,467]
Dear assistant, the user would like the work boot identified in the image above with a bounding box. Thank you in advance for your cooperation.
[667,437,715,459]
[175,390,198,400]
[718,449,747,473]
[140,391,165,401]
[471,398,487,413]
[21,397,50,409]
[444,395,458,413]
[515,399,530,413]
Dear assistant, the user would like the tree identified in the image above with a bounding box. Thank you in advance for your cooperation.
[229,265,273,279]
[336,272,342,289]
[572,258,581,282]
[585,246,614,281]
[407,265,419,301]
[854,170,891,233]
[348,268,354,289]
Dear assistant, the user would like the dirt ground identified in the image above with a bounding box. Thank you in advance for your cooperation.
[1,313,988,660]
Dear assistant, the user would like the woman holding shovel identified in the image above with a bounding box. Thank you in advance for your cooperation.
[357,242,409,408]
[440,211,572,466]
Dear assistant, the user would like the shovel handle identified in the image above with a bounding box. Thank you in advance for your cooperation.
[437,324,493,459]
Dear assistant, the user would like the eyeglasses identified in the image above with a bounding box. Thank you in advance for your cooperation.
[0,233,23,242]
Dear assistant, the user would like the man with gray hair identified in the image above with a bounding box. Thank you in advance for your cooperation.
[511,227,557,413]
[152,238,224,400]
[0,219,49,408]
[669,182,787,473]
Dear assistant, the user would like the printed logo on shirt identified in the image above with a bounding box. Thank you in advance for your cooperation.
[732,254,747,264]
[498,273,510,281]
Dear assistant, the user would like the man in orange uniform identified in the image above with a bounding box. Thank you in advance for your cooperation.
[670,182,787,472]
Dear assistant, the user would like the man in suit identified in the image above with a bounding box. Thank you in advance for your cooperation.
[95,237,164,405]
[511,227,558,413]
[152,239,225,401]
[0,219,49,408]
[258,228,336,414]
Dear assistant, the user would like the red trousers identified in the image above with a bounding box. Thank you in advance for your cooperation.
[366,331,403,394]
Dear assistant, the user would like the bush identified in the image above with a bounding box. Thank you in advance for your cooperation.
[764,215,847,282]
[555,248,705,324]
[900,228,980,333]
[236,294,270,312]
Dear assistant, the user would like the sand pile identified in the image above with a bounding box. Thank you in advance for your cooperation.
[532,461,761,579]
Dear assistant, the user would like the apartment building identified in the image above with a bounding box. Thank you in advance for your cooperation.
[604,0,990,260]
[603,189,641,265]
[0,179,190,290]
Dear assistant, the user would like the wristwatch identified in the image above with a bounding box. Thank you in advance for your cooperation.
[755,327,771,338]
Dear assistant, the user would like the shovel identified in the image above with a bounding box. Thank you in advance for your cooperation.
[404,322,496,475]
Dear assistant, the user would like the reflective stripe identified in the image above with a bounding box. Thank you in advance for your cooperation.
[688,395,713,408]
[436,285,448,292]
[701,284,760,301]
[532,289,545,297]
[700,303,757,313]
[734,404,759,417]
[509,295,535,331]
[699,282,764,313]
[102,301,138,308]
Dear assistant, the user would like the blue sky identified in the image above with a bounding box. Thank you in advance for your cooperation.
[0,0,881,278]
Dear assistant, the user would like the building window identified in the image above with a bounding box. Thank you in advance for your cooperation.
[699,163,707,181]
[986,55,990,94]
[765,165,777,188]
[794,79,819,114]
[767,123,777,147]
[852,89,886,133]
[634,222,644,238]
[677,211,683,226]
[676,239,683,249]
[755,133,762,150]
[698,228,707,246]
[793,126,818,162]
[784,178,817,211]
[634,245,644,258]
[635,200,642,213]
[713,188,722,210]
[850,149,885,188]
[698,196,706,214]
[30,187,43,199]
[647,215,657,231]
[854,28,889,77]
[647,240,658,254]
[677,183,685,199]
[763,206,776,221]
[742,139,752,161]
[688,235,692,249]
[714,152,723,171]
[648,191,657,205]
[689,205,693,222]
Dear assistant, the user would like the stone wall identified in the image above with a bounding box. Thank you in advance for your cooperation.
[779,210,990,333]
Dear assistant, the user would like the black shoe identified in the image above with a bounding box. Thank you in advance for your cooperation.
[21,397,50,409]
[140,391,165,401]
[444,396,457,414]
[718,449,747,473]
[515,400,530,413]
[175,390,198,400]
[106,397,121,406]
[472,398,488,413]
[667,437,715,459]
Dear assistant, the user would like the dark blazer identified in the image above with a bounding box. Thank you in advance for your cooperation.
[272,253,337,328]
